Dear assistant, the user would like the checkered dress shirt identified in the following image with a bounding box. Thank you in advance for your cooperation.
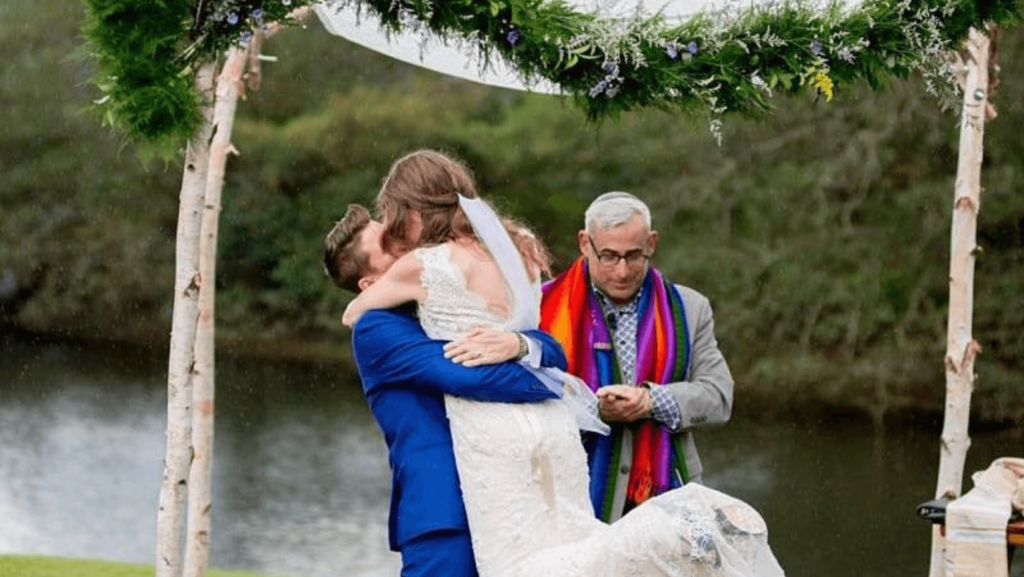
[594,288,683,430]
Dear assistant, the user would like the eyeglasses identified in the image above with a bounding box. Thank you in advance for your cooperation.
[588,236,651,267]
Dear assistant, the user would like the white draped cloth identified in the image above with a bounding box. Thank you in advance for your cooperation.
[313,0,709,93]
[313,0,864,93]
[944,457,1024,577]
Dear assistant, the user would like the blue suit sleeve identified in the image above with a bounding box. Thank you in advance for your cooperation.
[523,329,567,370]
[353,310,559,403]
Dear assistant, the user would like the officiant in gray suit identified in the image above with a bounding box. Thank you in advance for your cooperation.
[539,191,735,522]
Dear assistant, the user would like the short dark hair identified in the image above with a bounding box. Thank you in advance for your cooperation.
[323,204,372,293]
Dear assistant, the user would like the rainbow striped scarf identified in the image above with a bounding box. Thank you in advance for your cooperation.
[540,257,691,521]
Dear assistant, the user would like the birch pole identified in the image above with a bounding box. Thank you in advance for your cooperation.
[927,26,990,577]
[183,45,250,577]
[156,60,218,577]
[181,16,301,573]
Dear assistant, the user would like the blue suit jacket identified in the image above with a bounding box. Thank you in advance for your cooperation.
[352,308,568,550]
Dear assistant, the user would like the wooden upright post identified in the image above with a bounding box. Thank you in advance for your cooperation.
[156,60,217,577]
[183,45,250,577]
[178,17,297,576]
[927,26,990,577]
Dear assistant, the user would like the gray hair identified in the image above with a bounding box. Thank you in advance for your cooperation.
[584,191,651,233]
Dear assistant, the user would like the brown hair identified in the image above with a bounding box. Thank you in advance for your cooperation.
[322,204,373,293]
[377,149,552,277]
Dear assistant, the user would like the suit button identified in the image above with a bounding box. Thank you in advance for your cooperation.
[620,465,630,475]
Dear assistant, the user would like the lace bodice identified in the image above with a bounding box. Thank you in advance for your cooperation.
[414,244,510,340]
[413,243,784,577]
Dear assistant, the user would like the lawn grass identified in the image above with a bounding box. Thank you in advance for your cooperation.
[0,555,296,577]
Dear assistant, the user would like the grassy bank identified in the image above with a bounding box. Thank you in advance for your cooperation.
[0,556,297,577]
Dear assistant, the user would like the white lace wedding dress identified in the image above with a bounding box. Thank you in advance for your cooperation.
[414,243,785,577]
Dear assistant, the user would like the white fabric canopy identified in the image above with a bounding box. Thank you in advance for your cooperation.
[314,0,864,92]
[314,0,789,93]
[314,1,562,92]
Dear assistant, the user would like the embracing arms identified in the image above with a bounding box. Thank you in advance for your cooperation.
[342,252,424,328]
[352,309,567,402]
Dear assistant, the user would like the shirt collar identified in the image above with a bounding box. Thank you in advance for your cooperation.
[591,280,639,315]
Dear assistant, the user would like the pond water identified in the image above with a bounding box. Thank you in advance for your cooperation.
[0,337,1020,577]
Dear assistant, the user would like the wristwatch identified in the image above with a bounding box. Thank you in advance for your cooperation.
[514,332,529,360]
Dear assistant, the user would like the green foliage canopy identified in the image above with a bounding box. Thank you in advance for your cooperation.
[81,0,1024,146]
[81,0,318,145]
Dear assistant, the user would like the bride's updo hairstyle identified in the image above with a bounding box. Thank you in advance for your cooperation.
[377,149,552,277]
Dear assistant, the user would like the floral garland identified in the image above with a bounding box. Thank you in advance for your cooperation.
[82,0,318,146]
[82,0,1022,145]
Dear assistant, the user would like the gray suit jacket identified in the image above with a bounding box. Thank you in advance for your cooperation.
[603,283,734,520]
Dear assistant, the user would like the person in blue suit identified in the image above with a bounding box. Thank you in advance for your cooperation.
[323,204,568,577]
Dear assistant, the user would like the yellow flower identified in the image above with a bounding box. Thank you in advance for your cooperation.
[814,71,834,102]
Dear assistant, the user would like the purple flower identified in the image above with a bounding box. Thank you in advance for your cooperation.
[687,41,698,55]
[282,0,291,5]
[507,28,520,47]
[240,31,252,44]
[227,11,239,25]
[666,42,679,60]
[252,8,263,19]
[602,60,617,74]
[605,86,619,98]
[810,38,823,56]
[589,79,609,98]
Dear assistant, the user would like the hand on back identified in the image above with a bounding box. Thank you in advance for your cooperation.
[444,327,520,367]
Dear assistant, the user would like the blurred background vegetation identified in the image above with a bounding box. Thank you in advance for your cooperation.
[2,0,1022,426]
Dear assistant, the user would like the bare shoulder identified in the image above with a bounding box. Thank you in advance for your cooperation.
[447,239,487,259]
[446,240,494,270]
[383,250,424,283]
